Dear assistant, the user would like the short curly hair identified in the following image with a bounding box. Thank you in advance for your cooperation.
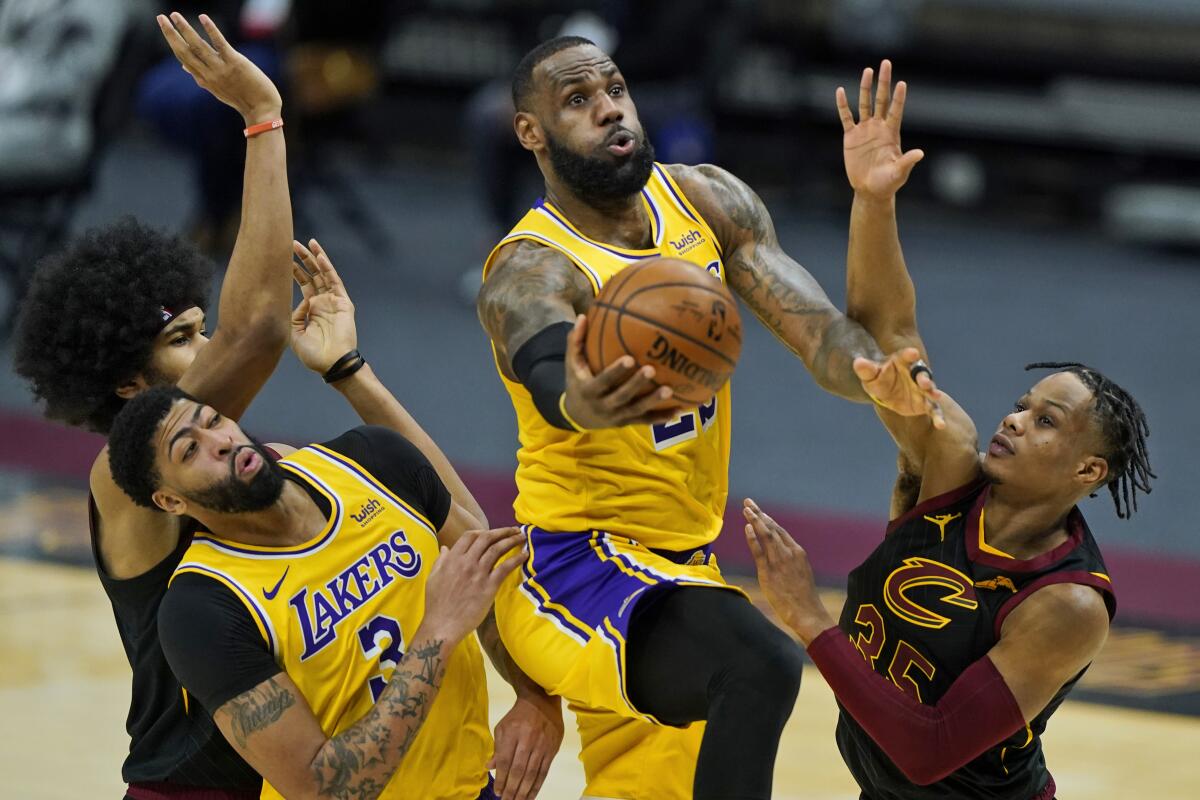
[108,385,193,509]
[13,217,212,434]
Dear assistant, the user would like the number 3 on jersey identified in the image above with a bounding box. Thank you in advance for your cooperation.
[357,614,405,702]
[652,396,717,450]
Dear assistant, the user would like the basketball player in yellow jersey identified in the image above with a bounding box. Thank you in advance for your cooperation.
[476,38,937,800]
[101,235,566,800]
[106,385,522,800]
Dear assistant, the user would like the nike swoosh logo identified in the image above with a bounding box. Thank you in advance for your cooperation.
[263,566,290,600]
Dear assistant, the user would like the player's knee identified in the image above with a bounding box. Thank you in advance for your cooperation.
[749,631,804,705]
[718,627,803,709]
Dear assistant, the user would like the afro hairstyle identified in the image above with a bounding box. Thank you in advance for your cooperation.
[13,216,212,435]
[107,384,193,509]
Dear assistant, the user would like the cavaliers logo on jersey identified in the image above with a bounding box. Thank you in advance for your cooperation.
[883,557,979,629]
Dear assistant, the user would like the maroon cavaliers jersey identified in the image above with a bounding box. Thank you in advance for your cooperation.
[836,479,1115,800]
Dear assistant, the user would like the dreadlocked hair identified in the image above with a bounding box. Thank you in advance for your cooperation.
[1025,362,1154,519]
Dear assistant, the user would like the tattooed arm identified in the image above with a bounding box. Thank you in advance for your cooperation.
[191,528,526,800]
[478,239,678,429]
[214,635,451,800]
[668,163,882,401]
[477,239,592,381]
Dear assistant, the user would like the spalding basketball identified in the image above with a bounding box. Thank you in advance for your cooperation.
[585,257,742,406]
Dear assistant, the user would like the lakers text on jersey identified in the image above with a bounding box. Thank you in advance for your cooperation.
[172,444,492,800]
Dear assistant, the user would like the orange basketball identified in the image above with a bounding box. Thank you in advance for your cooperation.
[585,257,742,406]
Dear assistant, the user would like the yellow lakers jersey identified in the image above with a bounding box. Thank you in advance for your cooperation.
[483,163,730,551]
[172,444,491,800]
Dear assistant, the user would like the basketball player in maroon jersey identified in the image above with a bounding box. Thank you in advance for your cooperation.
[743,62,1153,800]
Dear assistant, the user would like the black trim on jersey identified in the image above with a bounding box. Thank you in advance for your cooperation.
[328,426,452,531]
[159,426,452,715]
[159,573,282,712]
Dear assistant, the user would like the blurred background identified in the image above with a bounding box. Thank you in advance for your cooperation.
[1,0,1199,795]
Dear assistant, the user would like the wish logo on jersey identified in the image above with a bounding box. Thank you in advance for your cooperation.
[290,530,423,659]
[670,228,706,255]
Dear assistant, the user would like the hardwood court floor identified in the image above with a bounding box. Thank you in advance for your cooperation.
[4,558,1198,799]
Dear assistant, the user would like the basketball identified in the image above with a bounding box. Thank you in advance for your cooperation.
[585,257,743,406]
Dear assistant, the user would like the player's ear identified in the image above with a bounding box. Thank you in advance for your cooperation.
[514,111,544,152]
[1076,454,1108,491]
[153,488,187,516]
[116,374,150,400]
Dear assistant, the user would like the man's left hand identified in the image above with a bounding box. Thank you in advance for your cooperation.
[489,693,563,800]
[838,59,923,201]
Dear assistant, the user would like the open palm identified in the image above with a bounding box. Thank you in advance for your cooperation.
[838,60,924,200]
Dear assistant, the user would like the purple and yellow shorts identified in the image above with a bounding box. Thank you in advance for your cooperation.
[493,526,744,800]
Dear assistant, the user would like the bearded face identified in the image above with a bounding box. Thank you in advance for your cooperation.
[183,435,285,514]
[545,126,656,209]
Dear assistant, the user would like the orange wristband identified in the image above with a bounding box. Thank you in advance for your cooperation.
[243,118,283,138]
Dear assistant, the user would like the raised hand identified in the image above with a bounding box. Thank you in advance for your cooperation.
[562,315,682,430]
[290,239,357,374]
[742,499,835,645]
[854,347,945,429]
[156,12,281,125]
[837,60,924,200]
[421,528,526,645]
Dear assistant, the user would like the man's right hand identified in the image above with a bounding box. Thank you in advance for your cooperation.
[421,528,526,644]
[562,315,683,430]
[156,12,282,125]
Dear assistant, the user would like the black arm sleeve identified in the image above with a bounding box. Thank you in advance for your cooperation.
[320,425,452,530]
[512,321,576,431]
[159,573,282,713]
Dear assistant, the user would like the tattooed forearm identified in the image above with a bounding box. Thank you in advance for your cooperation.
[671,163,881,400]
[477,239,592,373]
[225,676,296,747]
[309,637,450,799]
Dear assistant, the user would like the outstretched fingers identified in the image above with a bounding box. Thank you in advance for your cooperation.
[196,13,230,54]
[167,12,218,65]
[835,86,855,132]
[306,239,349,297]
[874,59,892,119]
[857,67,874,121]
[889,79,908,128]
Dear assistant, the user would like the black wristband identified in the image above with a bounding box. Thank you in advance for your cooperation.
[512,322,577,431]
[323,349,366,384]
